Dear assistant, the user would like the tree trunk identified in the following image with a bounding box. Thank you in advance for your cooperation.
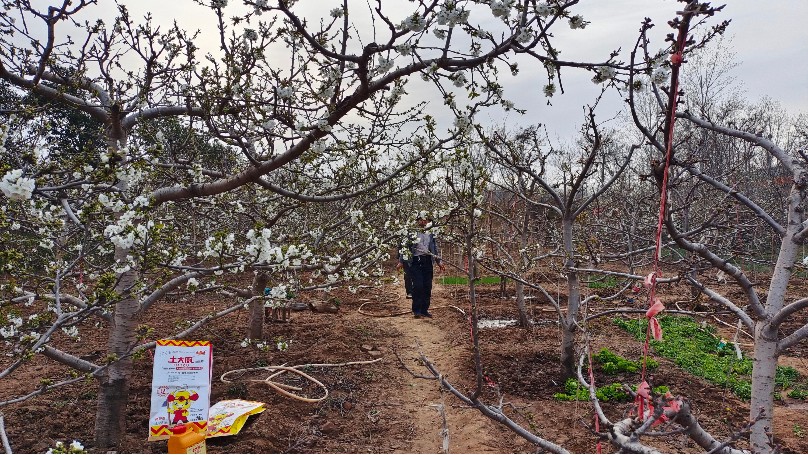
[560,216,581,380]
[94,129,138,449]
[749,196,801,452]
[94,260,139,448]
[248,272,270,340]
[749,321,778,453]
[515,280,529,328]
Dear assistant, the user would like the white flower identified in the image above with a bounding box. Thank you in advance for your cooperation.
[330,7,343,18]
[802,256,808,266]
[69,440,84,452]
[399,13,426,32]
[568,15,587,29]
[187,278,199,289]
[375,57,394,74]
[396,43,413,56]
[473,208,482,217]
[240,339,249,348]
[452,71,467,87]
[62,325,80,339]
[211,0,227,8]
[436,2,470,26]
[244,28,258,42]
[133,195,150,208]
[516,28,533,44]
[591,66,617,84]
[276,86,294,100]
[535,3,552,17]
[433,28,447,40]
[490,0,515,19]
[262,119,276,130]
[543,83,556,97]
[652,66,670,85]
[0,169,35,201]
[454,115,471,131]
[317,118,332,132]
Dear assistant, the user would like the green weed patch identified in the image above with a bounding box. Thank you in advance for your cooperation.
[614,316,806,400]
[439,275,502,285]
[594,348,658,374]
[587,275,619,289]
[553,379,630,402]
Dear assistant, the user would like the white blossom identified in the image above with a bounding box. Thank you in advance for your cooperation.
[652,66,670,85]
[535,3,553,17]
[454,115,471,131]
[375,57,394,74]
[395,43,413,56]
[451,72,467,87]
[276,86,294,100]
[399,13,426,32]
[592,66,617,84]
[490,0,515,19]
[244,28,258,42]
[436,2,470,26]
[211,0,227,8]
[0,169,35,201]
[516,27,533,44]
[62,325,80,339]
[330,7,343,18]
[543,83,556,97]
[568,15,587,29]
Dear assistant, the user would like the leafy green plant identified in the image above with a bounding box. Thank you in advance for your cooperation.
[587,275,619,289]
[440,275,501,285]
[787,386,808,400]
[594,348,658,375]
[615,316,802,400]
[553,379,630,402]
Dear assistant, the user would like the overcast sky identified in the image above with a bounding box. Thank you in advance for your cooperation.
[95,1,808,142]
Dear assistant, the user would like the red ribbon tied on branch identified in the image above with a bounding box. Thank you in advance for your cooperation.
[643,273,665,341]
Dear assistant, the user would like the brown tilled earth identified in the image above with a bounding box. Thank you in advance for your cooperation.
[1,271,808,453]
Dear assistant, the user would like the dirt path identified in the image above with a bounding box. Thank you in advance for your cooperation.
[380,282,510,454]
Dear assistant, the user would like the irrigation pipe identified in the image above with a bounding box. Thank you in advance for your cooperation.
[220,358,383,403]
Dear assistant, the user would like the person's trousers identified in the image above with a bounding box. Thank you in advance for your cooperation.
[409,256,433,315]
[402,262,414,296]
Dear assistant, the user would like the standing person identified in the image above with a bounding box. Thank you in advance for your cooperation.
[397,216,445,318]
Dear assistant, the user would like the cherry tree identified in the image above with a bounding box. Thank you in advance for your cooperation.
[626,2,807,451]
[0,0,607,448]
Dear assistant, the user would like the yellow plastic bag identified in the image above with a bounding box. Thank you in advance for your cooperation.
[206,399,265,438]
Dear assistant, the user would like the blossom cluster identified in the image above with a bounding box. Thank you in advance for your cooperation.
[436,2,470,27]
[0,169,35,201]
[490,0,515,20]
[399,13,426,32]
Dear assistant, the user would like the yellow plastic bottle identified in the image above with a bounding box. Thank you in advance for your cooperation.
[167,424,207,454]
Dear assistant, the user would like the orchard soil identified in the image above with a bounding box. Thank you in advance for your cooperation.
[2,270,808,453]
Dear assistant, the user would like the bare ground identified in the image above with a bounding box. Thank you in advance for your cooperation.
[1,274,808,453]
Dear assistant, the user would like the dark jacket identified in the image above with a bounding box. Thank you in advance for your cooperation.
[398,232,441,266]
